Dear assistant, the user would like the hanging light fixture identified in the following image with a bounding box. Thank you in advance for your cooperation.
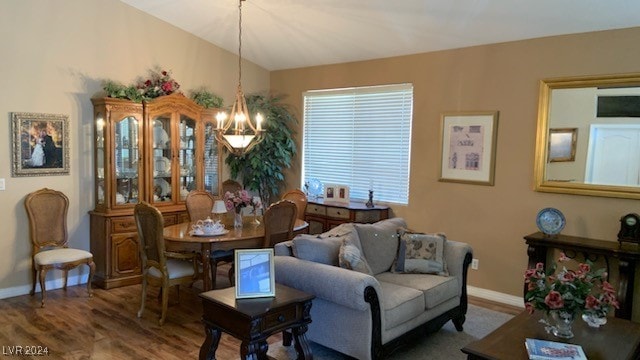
[215,0,264,156]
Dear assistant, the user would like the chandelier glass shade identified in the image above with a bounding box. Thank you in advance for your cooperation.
[215,0,264,156]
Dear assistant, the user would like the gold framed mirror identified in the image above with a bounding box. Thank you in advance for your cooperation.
[534,72,640,199]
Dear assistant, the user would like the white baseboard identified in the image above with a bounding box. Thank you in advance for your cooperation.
[468,285,525,308]
[0,274,89,300]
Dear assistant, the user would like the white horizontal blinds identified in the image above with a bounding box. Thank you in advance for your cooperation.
[303,84,412,204]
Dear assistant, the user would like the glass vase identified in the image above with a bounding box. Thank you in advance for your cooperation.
[234,212,243,229]
[582,312,607,328]
[549,310,575,339]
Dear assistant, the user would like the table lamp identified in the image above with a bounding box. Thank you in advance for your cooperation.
[212,200,227,224]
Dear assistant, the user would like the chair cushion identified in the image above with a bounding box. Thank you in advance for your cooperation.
[211,249,234,260]
[392,230,449,276]
[376,272,460,309]
[148,259,195,279]
[292,234,342,266]
[354,218,407,275]
[34,248,92,266]
[378,281,425,329]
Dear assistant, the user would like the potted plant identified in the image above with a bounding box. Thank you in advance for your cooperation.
[225,93,297,207]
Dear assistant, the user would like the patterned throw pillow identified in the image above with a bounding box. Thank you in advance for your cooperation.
[393,229,449,276]
[337,230,373,275]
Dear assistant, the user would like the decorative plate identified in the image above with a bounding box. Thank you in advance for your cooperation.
[189,229,229,237]
[536,208,566,235]
[153,178,171,196]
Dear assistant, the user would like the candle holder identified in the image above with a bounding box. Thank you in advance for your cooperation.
[366,190,374,208]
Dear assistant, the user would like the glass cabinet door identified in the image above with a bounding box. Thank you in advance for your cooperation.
[114,116,140,206]
[152,115,172,204]
[204,121,220,196]
[179,115,197,201]
[95,112,106,205]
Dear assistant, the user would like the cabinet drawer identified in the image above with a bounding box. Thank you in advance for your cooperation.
[355,210,382,223]
[264,306,297,331]
[111,217,136,233]
[306,204,326,216]
[326,207,350,220]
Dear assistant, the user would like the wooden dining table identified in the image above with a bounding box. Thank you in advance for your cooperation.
[163,218,308,291]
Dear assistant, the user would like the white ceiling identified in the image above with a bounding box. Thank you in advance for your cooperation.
[121,0,640,71]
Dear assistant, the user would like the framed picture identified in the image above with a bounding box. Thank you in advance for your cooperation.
[11,112,70,177]
[323,183,349,204]
[548,128,578,162]
[235,249,275,299]
[439,111,499,186]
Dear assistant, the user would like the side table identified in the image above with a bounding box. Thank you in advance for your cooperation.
[199,283,315,360]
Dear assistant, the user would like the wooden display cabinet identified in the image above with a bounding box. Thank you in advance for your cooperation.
[90,94,222,289]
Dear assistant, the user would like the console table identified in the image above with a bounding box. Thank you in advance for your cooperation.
[305,199,389,234]
[524,232,640,320]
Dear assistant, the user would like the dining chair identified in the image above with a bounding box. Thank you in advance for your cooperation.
[262,200,297,248]
[185,190,234,289]
[222,179,243,195]
[24,188,96,307]
[135,201,199,325]
[281,189,308,221]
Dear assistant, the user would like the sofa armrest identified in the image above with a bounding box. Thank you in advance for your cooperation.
[275,256,381,311]
[444,240,473,279]
[274,241,294,256]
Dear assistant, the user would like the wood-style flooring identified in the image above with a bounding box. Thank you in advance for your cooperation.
[0,266,522,359]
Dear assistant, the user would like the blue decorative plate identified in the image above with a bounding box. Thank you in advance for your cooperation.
[536,208,566,235]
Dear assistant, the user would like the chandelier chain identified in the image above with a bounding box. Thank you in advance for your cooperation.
[238,0,243,87]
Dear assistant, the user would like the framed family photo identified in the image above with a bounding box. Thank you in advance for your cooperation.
[548,128,577,162]
[11,112,70,177]
[323,183,350,204]
[235,249,275,299]
[439,111,499,186]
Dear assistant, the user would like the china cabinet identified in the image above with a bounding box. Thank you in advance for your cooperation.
[90,94,222,289]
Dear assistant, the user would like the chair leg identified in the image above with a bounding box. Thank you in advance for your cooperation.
[159,284,169,326]
[38,269,47,308]
[137,276,147,318]
[228,263,235,286]
[30,267,37,296]
[209,259,218,290]
[87,260,95,297]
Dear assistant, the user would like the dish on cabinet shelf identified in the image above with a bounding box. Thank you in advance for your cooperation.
[155,157,171,173]
[536,207,566,235]
[153,121,169,148]
[154,178,171,197]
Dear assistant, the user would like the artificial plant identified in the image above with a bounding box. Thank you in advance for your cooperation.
[225,93,297,206]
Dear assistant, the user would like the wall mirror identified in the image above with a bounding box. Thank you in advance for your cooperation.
[534,73,640,199]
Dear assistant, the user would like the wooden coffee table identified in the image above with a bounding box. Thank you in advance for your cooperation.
[199,283,314,360]
[461,311,640,360]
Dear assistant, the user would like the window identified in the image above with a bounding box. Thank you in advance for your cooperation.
[302,84,413,205]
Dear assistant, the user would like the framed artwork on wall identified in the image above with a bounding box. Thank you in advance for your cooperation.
[235,249,275,299]
[323,183,350,204]
[548,128,578,162]
[11,112,70,177]
[439,111,499,186]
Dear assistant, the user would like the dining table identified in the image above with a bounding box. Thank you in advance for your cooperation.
[163,217,308,291]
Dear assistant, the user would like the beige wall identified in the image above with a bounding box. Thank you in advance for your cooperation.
[271,27,640,303]
[0,0,269,295]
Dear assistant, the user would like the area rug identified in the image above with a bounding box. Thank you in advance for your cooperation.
[265,304,514,360]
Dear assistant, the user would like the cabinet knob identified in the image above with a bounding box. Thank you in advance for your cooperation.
[278,315,286,323]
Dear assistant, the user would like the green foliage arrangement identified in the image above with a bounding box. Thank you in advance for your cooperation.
[225,94,297,206]
[191,89,224,109]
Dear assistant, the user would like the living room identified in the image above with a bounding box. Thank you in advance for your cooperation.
[2,0,640,358]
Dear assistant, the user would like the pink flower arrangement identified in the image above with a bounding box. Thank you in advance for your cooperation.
[224,190,253,214]
[524,253,619,317]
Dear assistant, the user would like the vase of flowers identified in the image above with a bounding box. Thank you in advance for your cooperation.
[524,252,619,338]
[224,189,253,229]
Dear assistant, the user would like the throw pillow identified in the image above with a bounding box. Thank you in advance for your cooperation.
[354,218,407,274]
[393,229,449,276]
[337,228,373,275]
[292,234,342,266]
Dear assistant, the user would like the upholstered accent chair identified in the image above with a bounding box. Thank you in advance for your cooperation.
[281,189,308,221]
[263,200,297,248]
[24,188,95,307]
[185,190,234,289]
[135,202,199,325]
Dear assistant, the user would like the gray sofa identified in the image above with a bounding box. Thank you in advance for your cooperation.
[274,217,473,360]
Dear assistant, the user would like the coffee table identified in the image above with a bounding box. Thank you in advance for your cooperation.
[199,283,314,360]
[461,311,640,360]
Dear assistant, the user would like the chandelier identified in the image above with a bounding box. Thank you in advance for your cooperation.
[215,0,264,156]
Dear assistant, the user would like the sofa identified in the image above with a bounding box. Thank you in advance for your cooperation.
[274,217,473,360]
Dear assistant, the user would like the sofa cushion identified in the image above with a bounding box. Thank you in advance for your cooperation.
[354,218,407,275]
[376,272,460,309]
[378,281,425,330]
[338,234,373,275]
[393,230,449,276]
[292,234,341,266]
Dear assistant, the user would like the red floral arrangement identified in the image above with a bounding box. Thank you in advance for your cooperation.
[137,69,180,99]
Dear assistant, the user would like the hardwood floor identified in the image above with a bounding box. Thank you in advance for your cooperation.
[0,268,521,359]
